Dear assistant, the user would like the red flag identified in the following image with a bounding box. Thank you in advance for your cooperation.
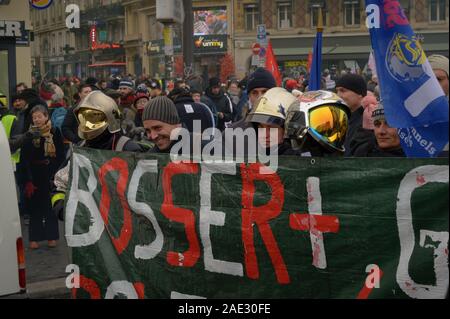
[265,41,282,87]
[307,51,313,73]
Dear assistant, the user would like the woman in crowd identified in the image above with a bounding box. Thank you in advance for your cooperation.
[21,105,65,249]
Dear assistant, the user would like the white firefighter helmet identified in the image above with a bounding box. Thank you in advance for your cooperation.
[245,87,297,127]
[74,91,122,140]
[285,90,351,153]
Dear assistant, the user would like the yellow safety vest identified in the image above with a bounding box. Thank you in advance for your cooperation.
[1,114,21,164]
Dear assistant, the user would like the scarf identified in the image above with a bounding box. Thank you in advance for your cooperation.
[39,120,56,158]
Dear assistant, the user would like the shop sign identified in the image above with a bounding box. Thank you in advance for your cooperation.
[146,39,182,56]
[193,35,227,53]
[284,60,308,68]
[91,42,122,50]
[0,20,30,46]
[29,0,53,10]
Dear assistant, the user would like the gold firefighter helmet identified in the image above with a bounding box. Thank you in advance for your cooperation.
[285,90,351,153]
[245,87,297,127]
[74,91,122,140]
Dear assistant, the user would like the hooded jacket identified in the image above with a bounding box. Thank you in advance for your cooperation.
[205,87,233,131]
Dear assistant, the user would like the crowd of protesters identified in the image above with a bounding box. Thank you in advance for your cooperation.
[0,54,448,250]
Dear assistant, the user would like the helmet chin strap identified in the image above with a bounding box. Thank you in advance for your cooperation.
[112,133,117,151]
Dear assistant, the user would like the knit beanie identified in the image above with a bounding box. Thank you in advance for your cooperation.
[247,67,276,93]
[16,88,39,103]
[119,79,135,90]
[362,93,378,130]
[428,54,449,77]
[209,77,221,88]
[371,102,385,123]
[142,96,180,124]
[336,74,367,97]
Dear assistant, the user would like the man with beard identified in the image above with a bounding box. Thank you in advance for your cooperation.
[205,77,234,131]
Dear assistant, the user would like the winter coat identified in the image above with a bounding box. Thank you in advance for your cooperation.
[205,88,234,131]
[174,95,215,134]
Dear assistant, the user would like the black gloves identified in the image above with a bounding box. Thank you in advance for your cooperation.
[53,199,65,221]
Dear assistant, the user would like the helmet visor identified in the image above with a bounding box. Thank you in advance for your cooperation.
[77,108,107,131]
[308,105,348,149]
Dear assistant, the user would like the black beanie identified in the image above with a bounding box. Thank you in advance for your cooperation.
[142,96,180,124]
[16,88,39,103]
[209,77,221,88]
[336,74,367,97]
[247,67,276,93]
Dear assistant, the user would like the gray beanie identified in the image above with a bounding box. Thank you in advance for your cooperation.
[142,96,180,124]
[428,54,449,77]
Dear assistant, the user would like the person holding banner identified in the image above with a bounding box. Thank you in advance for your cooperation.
[284,90,351,157]
[245,87,298,156]
[52,91,144,220]
[142,96,183,153]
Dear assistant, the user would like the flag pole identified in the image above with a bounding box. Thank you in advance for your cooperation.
[309,7,324,90]
[317,7,323,33]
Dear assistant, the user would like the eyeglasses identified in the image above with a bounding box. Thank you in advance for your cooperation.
[308,105,348,149]
[77,108,107,130]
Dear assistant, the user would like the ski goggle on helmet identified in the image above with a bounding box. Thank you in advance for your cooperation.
[285,90,350,153]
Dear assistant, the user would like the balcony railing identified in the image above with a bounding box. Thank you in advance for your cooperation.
[81,3,125,24]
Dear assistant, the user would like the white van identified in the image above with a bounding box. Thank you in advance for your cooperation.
[0,122,26,297]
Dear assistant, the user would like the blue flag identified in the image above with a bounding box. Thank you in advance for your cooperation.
[366,0,449,157]
[309,31,323,91]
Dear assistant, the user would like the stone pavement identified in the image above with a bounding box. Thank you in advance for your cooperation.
[20,217,71,298]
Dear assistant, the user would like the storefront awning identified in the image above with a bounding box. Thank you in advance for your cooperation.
[88,60,126,68]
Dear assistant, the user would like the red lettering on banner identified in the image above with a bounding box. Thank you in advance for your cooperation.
[98,158,133,255]
[133,282,145,299]
[162,162,200,267]
[357,268,384,299]
[241,163,290,284]
[72,275,101,299]
[289,214,340,234]
[384,0,409,28]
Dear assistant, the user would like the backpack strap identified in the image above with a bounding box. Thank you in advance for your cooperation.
[115,135,131,151]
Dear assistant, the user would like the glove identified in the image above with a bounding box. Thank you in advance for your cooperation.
[53,199,65,221]
[25,127,41,140]
[24,181,37,199]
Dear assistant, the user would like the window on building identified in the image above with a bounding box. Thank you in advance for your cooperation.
[399,0,410,20]
[344,1,360,27]
[310,1,326,28]
[51,34,56,55]
[278,1,293,29]
[429,0,446,22]
[244,4,260,31]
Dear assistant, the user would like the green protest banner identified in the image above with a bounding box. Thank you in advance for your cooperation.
[66,147,449,299]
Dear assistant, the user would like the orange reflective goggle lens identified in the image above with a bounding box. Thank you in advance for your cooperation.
[308,105,348,144]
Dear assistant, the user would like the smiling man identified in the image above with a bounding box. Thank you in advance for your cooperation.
[142,96,182,153]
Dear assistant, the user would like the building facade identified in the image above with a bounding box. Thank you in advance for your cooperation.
[123,0,233,80]
[31,0,125,80]
[0,0,32,104]
[29,0,449,81]
[232,0,449,79]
